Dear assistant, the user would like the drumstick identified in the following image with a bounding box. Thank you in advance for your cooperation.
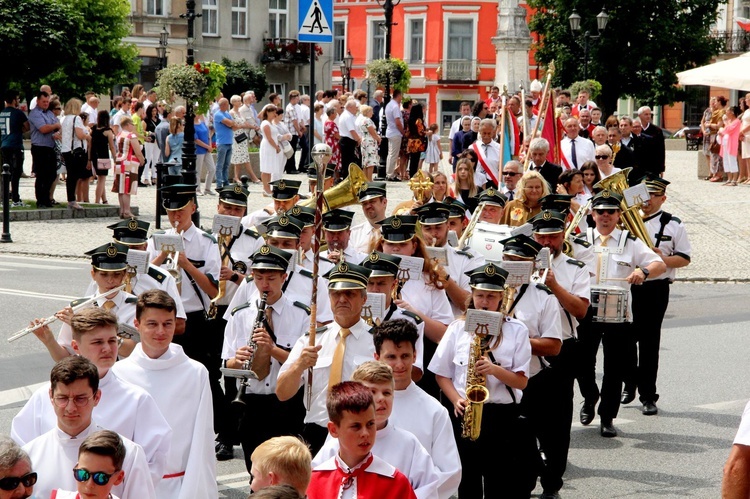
[602,277,628,281]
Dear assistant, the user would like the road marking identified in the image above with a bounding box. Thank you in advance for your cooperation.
[217,472,250,495]
[217,472,249,481]
[0,382,46,407]
[0,261,82,271]
[0,288,76,302]
[696,399,748,411]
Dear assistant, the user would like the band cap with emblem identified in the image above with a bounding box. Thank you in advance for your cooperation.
[476,187,508,208]
[218,182,250,207]
[159,184,197,211]
[444,197,469,219]
[287,205,316,227]
[85,242,129,272]
[539,194,575,212]
[323,262,372,290]
[414,202,451,226]
[500,234,543,260]
[322,209,355,232]
[358,181,387,202]
[307,164,335,179]
[360,251,401,278]
[262,214,304,239]
[251,245,293,271]
[270,179,302,200]
[639,174,670,195]
[377,215,418,242]
[591,189,623,210]
[529,210,567,234]
[107,218,150,245]
[465,263,509,291]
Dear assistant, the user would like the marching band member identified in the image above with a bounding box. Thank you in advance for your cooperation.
[475,187,508,225]
[623,176,691,416]
[350,182,388,253]
[538,194,596,276]
[319,209,368,272]
[445,197,470,241]
[242,179,302,229]
[307,163,335,194]
[222,245,311,474]
[287,205,317,270]
[576,190,666,438]
[428,263,532,498]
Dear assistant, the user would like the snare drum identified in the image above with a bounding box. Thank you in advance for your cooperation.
[466,222,514,262]
[590,286,628,323]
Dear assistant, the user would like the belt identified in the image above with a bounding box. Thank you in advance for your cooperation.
[163,471,185,479]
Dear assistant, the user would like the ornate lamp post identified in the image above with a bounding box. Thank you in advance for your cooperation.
[568,7,608,81]
[340,50,354,92]
[179,0,202,223]
[157,25,169,70]
[375,0,402,180]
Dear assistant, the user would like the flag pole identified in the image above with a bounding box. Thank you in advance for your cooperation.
[523,61,555,171]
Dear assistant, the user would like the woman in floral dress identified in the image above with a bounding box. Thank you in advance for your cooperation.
[324,107,341,178]
[358,105,381,181]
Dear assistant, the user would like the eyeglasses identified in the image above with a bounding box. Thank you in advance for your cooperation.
[0,472,38,491]
[595,155,610,160]
[594,208,617,215]
[73,468,118,486]
[52,394,94,408]
[503,172,520,177]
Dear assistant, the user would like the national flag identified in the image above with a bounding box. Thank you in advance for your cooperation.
[540,89,560,165]
[501,105,516,166]
[737,17,750,32]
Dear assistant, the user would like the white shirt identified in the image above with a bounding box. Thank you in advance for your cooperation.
[242,206,275,230]
[444,246,485,318]
[400,277,454,326]
[217,225,265,306]
[11,370,171,486]
[223,292,310,395]
[319,245,369,275]
[338,109,360,141]
[60,115,88,153]
[23,422,155,499]
[313,422,441,499]
[349,221,381,253]
[279,319,375,426]
[473,139,501,185]
[112,344,217,499]
[385,100,403,139]
[57,290,137,352]
[391,382,461,499]
[429,318,531,404]
[549,252,591,340]
[512,284,563,376]
[560,135,595,169]
[642,210,692,282]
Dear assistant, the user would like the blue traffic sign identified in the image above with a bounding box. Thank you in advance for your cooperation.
[298,0,333,43]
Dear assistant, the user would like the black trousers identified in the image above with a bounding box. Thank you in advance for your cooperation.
[298,133,309,172]
[597,321,633,421]
[284,135,299,173]
[626,279,670,403]
[211,305,242,445]
[238,390,306,473]
[408,151,421,177]
[302,422,330,457]
[62,151,84,202]
[31,145,56,205]
[0,148,23,202]
[575,307,601,404]
[338,136,360,179]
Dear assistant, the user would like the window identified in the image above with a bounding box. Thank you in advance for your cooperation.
[299,85,310,96]
[146,0,164,16]
[202,0,218,35]
[370,20,385,60]
[232,0,248,37]
[268,84,286,102]
[409,19,424,63]
[334,22,346,62]
[447,20,473,60]
[269,0,288,38]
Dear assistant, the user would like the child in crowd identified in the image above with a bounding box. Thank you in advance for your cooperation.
[164,117,184,175]
[424,123,442,174]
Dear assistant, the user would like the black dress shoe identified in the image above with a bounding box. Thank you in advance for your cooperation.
[600,419,617,438]
[642,401,658,415]
[621,388,636,405]
[580,400,596,426]
[215,441,234,461]
[540,491,561,499]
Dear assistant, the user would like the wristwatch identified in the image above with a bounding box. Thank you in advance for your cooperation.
[638,267,650,278]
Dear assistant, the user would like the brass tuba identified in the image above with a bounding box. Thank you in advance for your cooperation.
[300,163,367,214]
[462,330,490,441]
[594,167,654,249]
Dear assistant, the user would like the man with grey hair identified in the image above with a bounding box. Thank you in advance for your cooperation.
[560,117,595,169]
[239,91,260,140]
[637,106,666,176]
[0,438,36,499]
[527,137,563,191]
[472,118,501,187]
[501,160,523,201]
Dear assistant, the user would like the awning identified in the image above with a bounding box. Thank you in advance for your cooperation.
[676,52,750,90]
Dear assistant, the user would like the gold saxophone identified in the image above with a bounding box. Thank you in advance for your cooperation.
[462,331,490,441]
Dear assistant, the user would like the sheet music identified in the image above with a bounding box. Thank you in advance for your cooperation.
[464,309,503,336]
[500,260,534,287]
[624,183,649,208]
[425,246,448,267]
[152,234,184,253]
[212,214,242,237]
[126,249,149,274]
[362,293,386,324]
[397,255,424,281]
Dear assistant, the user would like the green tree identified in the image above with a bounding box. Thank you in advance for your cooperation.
[528,0,723,115]
[221,57,269,101]
[0,0,139,101]
[366,58,411,94]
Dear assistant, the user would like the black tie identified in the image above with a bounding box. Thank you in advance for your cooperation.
[507,190,514,201]
[570,139,578,168]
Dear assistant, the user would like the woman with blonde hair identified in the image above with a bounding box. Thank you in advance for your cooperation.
[594,143,620,179]
[358,104,381,181]
[258,104,282,196]
[500,170,550,227]
[229,94,261,184]
[114,116,144,218]
[60,98,89,210]
[429,171,452,203]
[454,158,479,214]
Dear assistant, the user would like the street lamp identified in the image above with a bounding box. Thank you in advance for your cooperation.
[157,25,168,70]
[179,0,202,223]
[375,0,402,180]
[340,50,354,92]
[568,7,608,81]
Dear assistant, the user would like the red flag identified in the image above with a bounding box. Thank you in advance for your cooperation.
[540,90,559,164]
[737,17,750,32]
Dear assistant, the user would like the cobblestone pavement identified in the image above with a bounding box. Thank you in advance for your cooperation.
[1,148,746,281]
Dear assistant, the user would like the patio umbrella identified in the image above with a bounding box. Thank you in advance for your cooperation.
[676,52,750,90]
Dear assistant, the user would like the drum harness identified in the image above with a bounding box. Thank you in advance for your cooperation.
[586,227,629,285]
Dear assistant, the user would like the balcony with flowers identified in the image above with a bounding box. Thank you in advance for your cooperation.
[261,39,323,65]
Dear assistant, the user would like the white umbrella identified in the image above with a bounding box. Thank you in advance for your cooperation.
[676,52,750,90]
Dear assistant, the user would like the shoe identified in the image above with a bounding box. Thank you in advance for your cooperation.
[600,419,617,438]
[204,190,217,196]
[642,401,658,416]
[68,202,84,210]
[709,175,723,182]
[621,387,636,405]
[540,491,562,499]
[101,199,109,205]
[215,441,233,461]
[11,201,28,208]
[580,400,596,426]
[50,200,59,206]
[138,182,148,187]
[30,172,36,178]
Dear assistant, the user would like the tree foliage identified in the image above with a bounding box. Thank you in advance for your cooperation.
[0,0,139,101]
[221,57,269,101]
[528,0,723,115]
[366,58,412,94]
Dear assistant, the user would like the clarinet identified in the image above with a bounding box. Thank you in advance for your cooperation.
[232,292,268,408]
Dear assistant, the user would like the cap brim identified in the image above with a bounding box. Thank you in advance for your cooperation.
[418,218,448,225]
[481,201,505,207]
[265,230,300,239]
[93,263,128,271]
[593,204,621,210]
[359,192,384,202]
[381,233,415,243]
[532,226,564,234]
[163,199,193,211]
[220,198,248,207]
[114,236,148,245]
[469,283,505,292]
[251,263,286,271]
[328,280,367,290]
[272,194,298,200]
[323,225,351,232]
[367,269,397,278]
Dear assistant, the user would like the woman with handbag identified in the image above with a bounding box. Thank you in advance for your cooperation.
[274,109,293,181]
[406,103,427,178]
[60,98,89,210]
[229,94,261,184]
[114,117,145,218]
[90,110,117,204]
[258,104,282,197]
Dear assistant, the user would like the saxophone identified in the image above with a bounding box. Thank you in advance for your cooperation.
[462,331,491,441]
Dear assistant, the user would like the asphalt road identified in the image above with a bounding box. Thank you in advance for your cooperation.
[0,254,748,498]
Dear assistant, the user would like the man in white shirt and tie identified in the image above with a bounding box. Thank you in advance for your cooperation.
[472,119,501,188]
[501,160,522,201]
[560,117,595,170]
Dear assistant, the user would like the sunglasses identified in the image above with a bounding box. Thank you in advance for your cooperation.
[594,208,617,215]
[503,172,520,177]
[595,155,610,160]
[0,472,38,491]
[73,468,118,486]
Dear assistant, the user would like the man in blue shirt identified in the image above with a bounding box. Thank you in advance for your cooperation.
[27,91,62,208]
[213,98,236,189]
[0,90,30,206]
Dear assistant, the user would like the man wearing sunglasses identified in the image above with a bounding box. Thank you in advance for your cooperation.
[21,356,155,499]
[575,190,665,439]
[0,438,36,499]
[501,161,522,201]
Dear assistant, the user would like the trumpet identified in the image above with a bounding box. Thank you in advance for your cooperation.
[165,222,183,294]
[457,202,486,250]
[8,284,127,343]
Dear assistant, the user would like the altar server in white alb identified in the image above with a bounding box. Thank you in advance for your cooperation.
[112,289,217,499]
[12,308,171,487]
[21,356,155,499]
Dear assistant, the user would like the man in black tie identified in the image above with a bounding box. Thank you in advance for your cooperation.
[501,160,522,200]
[561,118,595,170]
[527,137,563,192]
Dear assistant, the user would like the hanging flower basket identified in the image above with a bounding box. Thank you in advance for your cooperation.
[155,61,227,115]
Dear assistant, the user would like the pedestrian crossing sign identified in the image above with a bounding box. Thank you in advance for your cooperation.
[298,0,333,43]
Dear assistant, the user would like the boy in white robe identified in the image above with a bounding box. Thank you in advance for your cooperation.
[21,356,155,499]
[112,289,218,499]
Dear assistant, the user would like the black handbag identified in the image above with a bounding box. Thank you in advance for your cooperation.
[70,117,87,166]
[234,131,248,144]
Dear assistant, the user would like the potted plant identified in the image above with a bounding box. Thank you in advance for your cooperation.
[155,61,227,115]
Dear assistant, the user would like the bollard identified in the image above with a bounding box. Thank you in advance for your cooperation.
[155,162,167,229]
[1,164,12,243]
